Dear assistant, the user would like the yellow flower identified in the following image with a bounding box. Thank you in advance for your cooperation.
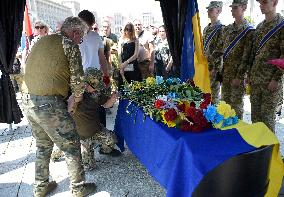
[161,110,176,128]
[131,82,142,90]
[228,109,236,117]
[213,121,223,129]
[146,77,155,86]
[217,101,232,119]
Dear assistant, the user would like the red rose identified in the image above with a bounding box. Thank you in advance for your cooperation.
[186,107,196,118]
[177,103,186,112]
[154,99,165,109]
[200,99,210,109]
[164,108,177,122]
[180,120,192,131]
[190,102,196,108]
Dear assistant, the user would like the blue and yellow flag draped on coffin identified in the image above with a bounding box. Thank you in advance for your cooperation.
[181,0,211,93]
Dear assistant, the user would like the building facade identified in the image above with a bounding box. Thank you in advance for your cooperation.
[26,0,76,32]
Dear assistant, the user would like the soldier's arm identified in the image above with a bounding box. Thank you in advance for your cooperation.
[236,29,255,79]
[272,27,284,81]
[213,26,224,72]
[63,37,85,98]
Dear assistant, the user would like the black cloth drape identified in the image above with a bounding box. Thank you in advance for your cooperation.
[0,0,25,124]
[157,0,188,77]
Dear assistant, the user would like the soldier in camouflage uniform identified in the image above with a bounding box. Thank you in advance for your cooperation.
[203,1,224,104]
[21,17,97,197]
[249,0,284,132]
[215,0,254,119]
[71,67,120,170]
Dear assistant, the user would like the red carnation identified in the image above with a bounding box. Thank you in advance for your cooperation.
[103,76,110,86]
[180,120,192,131]
[190,102,196,108]
[186,107,196,118]
[203,93,211,100]
[177,102,186,112]
[200,93,211,109]
[154,99,165,109]
[164,108,178,122]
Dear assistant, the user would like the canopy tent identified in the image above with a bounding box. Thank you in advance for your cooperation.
[0,0,25,124]
[0,0,209,124]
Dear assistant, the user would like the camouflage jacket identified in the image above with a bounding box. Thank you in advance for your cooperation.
[250,14,284,85]
[202,20,224,72]
[62,34,85,97]
[215,20,254,82]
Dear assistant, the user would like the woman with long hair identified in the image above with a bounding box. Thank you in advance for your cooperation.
[118,22,141,89]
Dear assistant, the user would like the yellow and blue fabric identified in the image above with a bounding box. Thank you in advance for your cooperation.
[114,100,283,197]
[181,0,210,93]
[224,121,284,197]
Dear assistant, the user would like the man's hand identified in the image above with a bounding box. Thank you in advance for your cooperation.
[120,63,125,76]
[268,80,278,92]
[67,94,82,114]
[231,78,241,87]
[210,69,217,78]
[149,62,154,73]
[102,92,118,108]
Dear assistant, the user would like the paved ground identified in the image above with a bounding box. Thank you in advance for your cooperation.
[0,95,283,197]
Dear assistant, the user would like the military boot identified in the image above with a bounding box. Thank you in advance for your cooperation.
[34,181,57,197]
[72,183,97,197]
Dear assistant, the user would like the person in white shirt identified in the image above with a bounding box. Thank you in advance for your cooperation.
[79,13,108,74]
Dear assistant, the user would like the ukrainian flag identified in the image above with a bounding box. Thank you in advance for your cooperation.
[181,0,211,93]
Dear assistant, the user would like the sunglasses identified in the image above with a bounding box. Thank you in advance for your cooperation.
[35,26,45,30]
[134,24,141,26]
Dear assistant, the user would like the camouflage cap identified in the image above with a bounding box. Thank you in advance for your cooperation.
[61,17,88,37]
[229,0,248,7]
[85,67,105,90]
[206,1,223,9]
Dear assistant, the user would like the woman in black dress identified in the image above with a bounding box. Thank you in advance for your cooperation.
[118,22,141,89]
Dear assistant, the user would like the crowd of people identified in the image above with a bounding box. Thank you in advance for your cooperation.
[14,8,174,196]
[10,0,283,195]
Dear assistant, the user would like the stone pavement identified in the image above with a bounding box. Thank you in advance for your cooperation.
[0,96,283,197]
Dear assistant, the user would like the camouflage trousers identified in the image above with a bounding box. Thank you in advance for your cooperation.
[22,94,86,196]
[250,84,282,132]
[80,127,117,169]
[210,75,221,104]
[221,81,245,119]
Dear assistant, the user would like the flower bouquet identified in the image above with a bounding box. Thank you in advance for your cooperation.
[267,59,284,70]
[203,101,238,129]
[121,76,238,132]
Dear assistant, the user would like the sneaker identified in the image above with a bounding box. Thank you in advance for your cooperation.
[99,148,121,157]
[34,181,57,197]
[72,183,97,197]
